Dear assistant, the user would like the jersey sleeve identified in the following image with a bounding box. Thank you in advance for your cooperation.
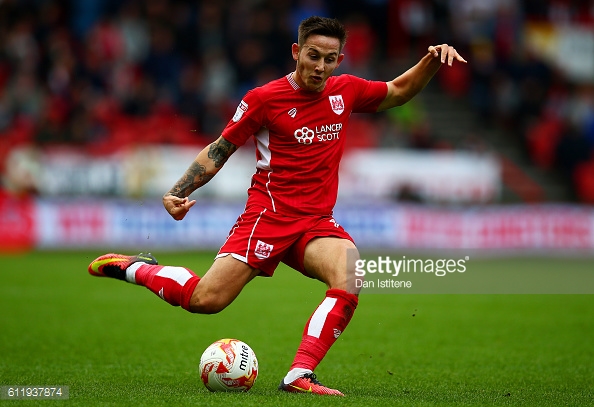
[347,75,388,114]
[221,89,266,147]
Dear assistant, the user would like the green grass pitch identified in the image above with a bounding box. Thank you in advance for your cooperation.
[0,251,593,406]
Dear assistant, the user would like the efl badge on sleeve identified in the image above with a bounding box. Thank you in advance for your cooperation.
[232,100,248,122]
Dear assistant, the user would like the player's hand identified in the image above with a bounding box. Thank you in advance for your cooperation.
[163,194,196,221]
[428,44,467,66]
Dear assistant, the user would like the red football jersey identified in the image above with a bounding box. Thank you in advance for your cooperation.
[222,73,387,216]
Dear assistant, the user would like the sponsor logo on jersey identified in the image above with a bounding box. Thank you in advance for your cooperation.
[294,124,343,144]
[329,95,344,115]
[315,123,342,142]
[232,100,248,122]
[254,240,274,259]
[288,107,297,118]
[333,328,342,338]
[294,127,315,144]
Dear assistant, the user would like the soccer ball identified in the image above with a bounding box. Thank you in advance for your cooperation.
[199,338,258,392]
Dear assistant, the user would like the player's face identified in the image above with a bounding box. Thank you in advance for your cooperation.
[292,34,344,92]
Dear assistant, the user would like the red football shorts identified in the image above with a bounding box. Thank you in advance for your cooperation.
[216,205,354,277]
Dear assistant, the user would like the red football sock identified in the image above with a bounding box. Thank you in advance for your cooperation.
[290,289,358,371]
[131,264,200,311]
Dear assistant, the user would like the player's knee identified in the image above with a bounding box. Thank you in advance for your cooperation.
[188,293,229,314]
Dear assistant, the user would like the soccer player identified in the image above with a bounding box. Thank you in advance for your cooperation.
[88,16,466,396]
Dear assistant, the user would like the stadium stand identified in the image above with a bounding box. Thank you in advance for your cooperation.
[0,0,592,202]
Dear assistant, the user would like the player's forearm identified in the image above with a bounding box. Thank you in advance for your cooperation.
[165,136,238,198]
[379,52,441,110]
[395,52,441,99]
[166,156,214,198]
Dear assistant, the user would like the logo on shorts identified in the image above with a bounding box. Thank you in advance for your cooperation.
[254,240,274,259]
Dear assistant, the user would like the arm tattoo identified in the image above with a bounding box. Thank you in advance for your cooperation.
[167,161,214,198]
[208,137,238,168]
[166,138,237,198]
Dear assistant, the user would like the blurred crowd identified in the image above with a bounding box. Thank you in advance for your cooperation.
[0,0,387,154]
[1,0,594,202]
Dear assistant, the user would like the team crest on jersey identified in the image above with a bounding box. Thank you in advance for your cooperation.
[232,100,248,122]
[254,240,274,259]
[329,95,344,115]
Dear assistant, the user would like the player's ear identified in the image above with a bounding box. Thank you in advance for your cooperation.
[336,53,345,67]
[291,43,300,61]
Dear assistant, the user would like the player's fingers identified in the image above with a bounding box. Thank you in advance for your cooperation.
[164,194,185,207]
[439,44,448,63]
[448,46,456,66]
[430,44,468,65]
[428,45,439,57]
[171,199,196,221]
[171,207,188,221]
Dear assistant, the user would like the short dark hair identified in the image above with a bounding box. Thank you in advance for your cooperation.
[297,16,347,52]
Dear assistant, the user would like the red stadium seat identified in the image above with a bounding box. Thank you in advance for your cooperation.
[526,116,563,169]
[573,159,594,204]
